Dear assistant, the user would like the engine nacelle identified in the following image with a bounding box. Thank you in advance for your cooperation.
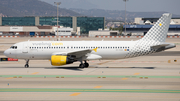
[51,55,74,66]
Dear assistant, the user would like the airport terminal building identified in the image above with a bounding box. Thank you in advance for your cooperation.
[124,17,180,36]
[124,25,180,36]
[0,16,105,36]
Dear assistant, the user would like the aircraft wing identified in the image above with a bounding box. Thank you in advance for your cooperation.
[52,47,101,60]
[68,49,92,58]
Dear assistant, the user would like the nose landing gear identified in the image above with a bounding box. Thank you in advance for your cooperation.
[25,59,29,68]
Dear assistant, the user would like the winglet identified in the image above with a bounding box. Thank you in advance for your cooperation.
[93,47,98,52]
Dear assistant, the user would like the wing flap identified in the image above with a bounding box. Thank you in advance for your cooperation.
[86,54,102,60]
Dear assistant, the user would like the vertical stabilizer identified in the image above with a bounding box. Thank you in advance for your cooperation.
[140,13,172,42]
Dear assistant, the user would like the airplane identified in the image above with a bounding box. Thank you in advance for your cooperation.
[4,13,176,68]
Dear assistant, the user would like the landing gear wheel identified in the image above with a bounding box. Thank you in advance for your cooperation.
[84,60,89,68]
[84,63,89,68]
[25,59,29,68]
[79,64,85,68]
[25,64,29,68]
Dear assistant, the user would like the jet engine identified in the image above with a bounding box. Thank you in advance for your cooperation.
[51,55,75,66]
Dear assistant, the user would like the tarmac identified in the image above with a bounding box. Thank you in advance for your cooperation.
[0,37,180,101]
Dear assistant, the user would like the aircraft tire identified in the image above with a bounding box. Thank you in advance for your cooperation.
[84,63,89,68]
[79,64,85,68]
[25,64,29,68]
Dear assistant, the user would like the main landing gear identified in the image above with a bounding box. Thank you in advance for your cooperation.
[25,59,29,68]
[79,60,89,68]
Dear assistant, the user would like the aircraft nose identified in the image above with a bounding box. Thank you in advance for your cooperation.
[4,50,9,57]
[4,50,7,56]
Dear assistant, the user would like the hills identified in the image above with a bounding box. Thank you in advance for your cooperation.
[0,0,80,17]
[1,0,180,22]
[41,0,97,10]
[70,8,180,22]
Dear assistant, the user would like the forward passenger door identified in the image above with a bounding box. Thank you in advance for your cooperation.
[22,43,28,53]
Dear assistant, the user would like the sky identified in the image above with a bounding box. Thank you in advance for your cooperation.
[42,0,180,15]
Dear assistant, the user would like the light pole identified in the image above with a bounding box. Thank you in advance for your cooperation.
[54,2,61,36]
[123,0,128,35]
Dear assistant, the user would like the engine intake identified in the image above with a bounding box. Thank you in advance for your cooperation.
[51,55,74,66]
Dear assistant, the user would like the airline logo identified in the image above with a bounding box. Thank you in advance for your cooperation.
[93,47,98,52]
[51,42,63,46]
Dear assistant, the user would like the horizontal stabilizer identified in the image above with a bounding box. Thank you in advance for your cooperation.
[150,44,170,49]
[151,43,176,50]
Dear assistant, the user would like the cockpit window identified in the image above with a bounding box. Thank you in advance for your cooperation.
[10,46,17,49]
[10,46,14,49]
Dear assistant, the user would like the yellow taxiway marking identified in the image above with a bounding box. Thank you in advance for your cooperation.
[31,72,39,75]
[134,73,140,75]
[97,59,119,65]
[98,60,113,65]
[94,86,102,88]
[5,77,13,79]
[70,93,81,96]
[121,78,128,80]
